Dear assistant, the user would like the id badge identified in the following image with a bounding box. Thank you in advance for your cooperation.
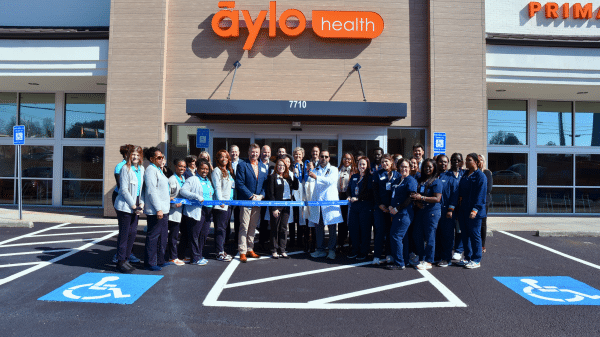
[386,182,391,191]
[261,167,266,173]
[419,185,425,194]
[277,179,282,185]
[355,186,359,196]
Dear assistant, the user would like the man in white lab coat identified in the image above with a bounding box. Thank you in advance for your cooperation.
[308,150,343,260]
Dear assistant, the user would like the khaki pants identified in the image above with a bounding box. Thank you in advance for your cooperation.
[239,206,261,254]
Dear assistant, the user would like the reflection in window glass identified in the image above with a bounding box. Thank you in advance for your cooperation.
[537,188,573,213]
[0,179,15,204]
[537,101,572,146]
[575,154,600,187]
[488,100,527,145]
[22,146,53,178]
[300,139,338,166]
[488,153,527,186]
[489,187,527,213]
[19,93,55,138]
[64,94,105,138]
[22,179,52,205]
[575,188,600,213]
[62,180,103,206]
[254,139,293,163]
[212,138,251,163]
[63,147,104,179]
[0,93,17,137]
[342,140,380,162]
[0,146,15,178]
[388,129,426,157]
[537,154,573,186]
[574,101,600,146]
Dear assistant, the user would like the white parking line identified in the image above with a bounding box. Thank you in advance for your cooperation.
[0,239,96,248]
[204,255,467,310]
[56,225,118,229]
[0,249,72,257]
[498,230,600,270]
[0,262,42,268]
[0,223,70,246]
[32,231,115,237]
[0,230,118,286]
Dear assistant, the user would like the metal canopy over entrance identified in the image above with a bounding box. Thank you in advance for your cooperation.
[186,99,407,124]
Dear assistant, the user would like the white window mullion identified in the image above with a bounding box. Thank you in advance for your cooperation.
[53,92,65,206]
[528,98,537,215]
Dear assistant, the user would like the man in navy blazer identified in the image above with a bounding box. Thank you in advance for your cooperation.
[235,143,269,262]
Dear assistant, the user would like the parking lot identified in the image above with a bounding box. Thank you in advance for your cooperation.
[1,222,600,336]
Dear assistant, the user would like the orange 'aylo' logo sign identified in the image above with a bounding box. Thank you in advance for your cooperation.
[211,1,385,50]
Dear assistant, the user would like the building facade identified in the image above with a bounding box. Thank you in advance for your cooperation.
[0,0,597,216]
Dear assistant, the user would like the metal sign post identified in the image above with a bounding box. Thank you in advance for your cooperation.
[13,125,25,220]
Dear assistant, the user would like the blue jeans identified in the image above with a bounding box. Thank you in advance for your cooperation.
[315,212,337,252]
[390,212,412,267]
[461,217,482,263]
[348,201,373,257]
[413,208,441,263]
[373,207,392,258]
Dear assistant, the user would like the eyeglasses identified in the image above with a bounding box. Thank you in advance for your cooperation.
[155,155,164,160]
[320,155,329,158]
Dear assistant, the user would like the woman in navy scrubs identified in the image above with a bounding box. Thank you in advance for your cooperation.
[372,154,401,265]
[458,153,487,269]
[411,158,442,270]
[386,159,417,270]
[346,156,374,260]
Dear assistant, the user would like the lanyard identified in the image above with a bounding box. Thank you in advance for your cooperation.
[175,174,185,187]
[152,164,165,176]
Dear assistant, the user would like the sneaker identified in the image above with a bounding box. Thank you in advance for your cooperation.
[116,261,133,274]
[372,257,381,265]
[416,261,432,270]
[159,262,173,267]
[482,247,487,253]
[437,260,450,267]
[192,258,208,266]
[409,253,419,266]
[456,259,469,267]
[465,261,481,269]
[326,250,336,260]
[347,253,358,259]
[311,250,327,258]
[217,253,233,262]
[385,255,394,264]
[169,259,185,266]
[386,264,405,270]
[128,254,141,263]
[452,252,462,261]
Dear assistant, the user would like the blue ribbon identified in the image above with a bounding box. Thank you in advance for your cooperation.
[172,198,348,207]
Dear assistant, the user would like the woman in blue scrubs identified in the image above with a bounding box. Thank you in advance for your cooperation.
[386,159,417,270]
[372,154,401,265]
[458,153,487,269]
[346,156,374,260]
[411,158,442,270]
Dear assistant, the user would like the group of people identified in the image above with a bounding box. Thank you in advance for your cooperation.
[111,141,492,273]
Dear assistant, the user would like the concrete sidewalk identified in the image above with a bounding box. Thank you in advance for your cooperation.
[0,206,598,236]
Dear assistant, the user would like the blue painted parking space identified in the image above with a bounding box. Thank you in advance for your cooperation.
[39,273,162,305]
[495,276,600,305]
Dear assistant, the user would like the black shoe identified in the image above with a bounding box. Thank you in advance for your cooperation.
[117,261,133,274]
[123,261,136,271]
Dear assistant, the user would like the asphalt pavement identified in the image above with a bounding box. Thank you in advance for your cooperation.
[1,222,600,336]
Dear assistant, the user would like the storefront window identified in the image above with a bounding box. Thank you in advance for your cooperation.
[213,138,251,160]
[575,154,600,187]
[62,180,102,206]
[537,101,572,146]
[488,153,527,186]
[63,147,103,179]
[537,154,573,186]
[0,93,17,137]
[490,187,527,213]
[64,94,105,138]
[537,188,572,213]
[574,102,600,147]
[0,145,15,178]
[0,179,14,204]
[342,140,380,160]
[575,189,600,213]
[22,180,52,205]
[255,138,293,162]
[488,100,527,145]
[19,93,55,138]
[22,146,53,178]
[387,129,426,158]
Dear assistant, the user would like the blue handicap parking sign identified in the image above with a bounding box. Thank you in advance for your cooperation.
[39,273,163,305]
[495,276,600,305]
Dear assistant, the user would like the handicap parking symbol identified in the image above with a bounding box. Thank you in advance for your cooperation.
[39,273,163,305]
[495,276,600,305]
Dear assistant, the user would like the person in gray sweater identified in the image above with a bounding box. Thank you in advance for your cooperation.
[113,146,145,273]
[143,147,171,271]
[166,158,186,266]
